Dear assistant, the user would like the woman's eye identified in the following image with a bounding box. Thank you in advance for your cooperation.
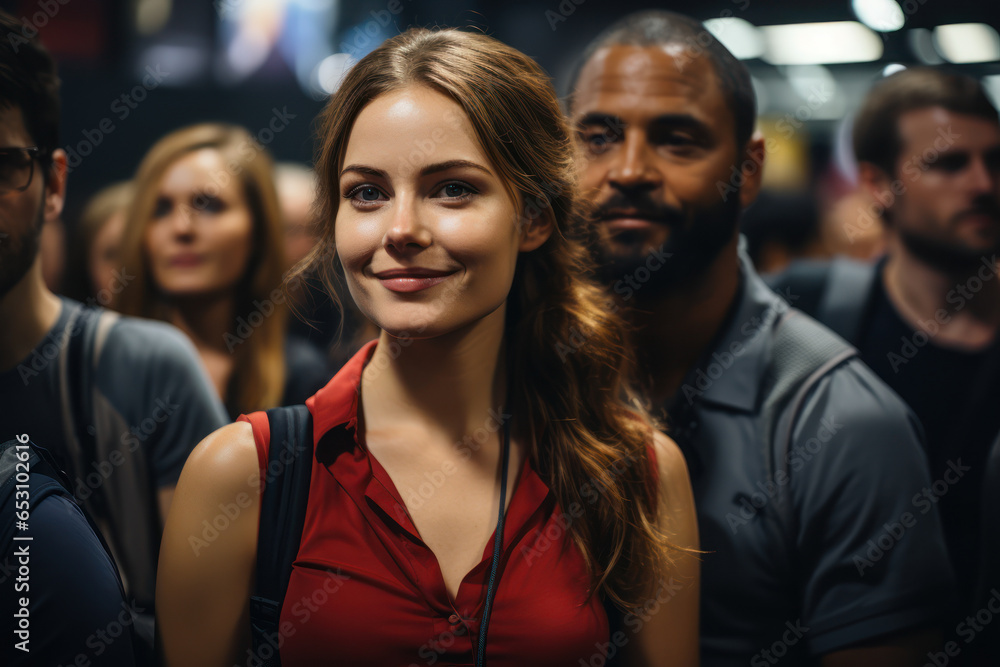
[153,198,171,218]
[198,195,225,213]
[347,186,385,204]
[441,183,471,198]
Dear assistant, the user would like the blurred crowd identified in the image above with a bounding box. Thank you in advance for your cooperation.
[2,5,999,667]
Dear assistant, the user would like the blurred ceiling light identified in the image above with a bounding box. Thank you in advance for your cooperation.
[704,17,764,60]
[909,28,944,64]
[136,0,172,36]
[762,22,883,65]
[933,23,1000,63]
[315,53,354,95]
[221,0,287,82]
[882,63,907,76]
[226,30,273,79]
[139,45,206,85]
[852,0,905,32]
[784,64,844,120]
[784,64,836,101]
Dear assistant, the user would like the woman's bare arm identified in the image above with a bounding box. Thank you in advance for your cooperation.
[157,421,261,667]
[626,431,701,667]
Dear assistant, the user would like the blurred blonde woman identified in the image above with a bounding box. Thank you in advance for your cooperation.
[117,123,331,418]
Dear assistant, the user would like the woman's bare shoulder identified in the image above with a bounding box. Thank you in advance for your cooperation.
[177,421,261,503]
[650,430,690,489]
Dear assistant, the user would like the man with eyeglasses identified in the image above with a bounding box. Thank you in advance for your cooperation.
[0,10,226,663]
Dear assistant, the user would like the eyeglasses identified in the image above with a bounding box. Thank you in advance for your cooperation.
[0,147,45,194]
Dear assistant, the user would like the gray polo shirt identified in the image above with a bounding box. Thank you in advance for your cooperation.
[669,254,954,665]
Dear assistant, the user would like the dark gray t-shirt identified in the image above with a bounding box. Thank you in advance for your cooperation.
[1,298,227,482]
[0,298,228,604]
[668,255,954,665]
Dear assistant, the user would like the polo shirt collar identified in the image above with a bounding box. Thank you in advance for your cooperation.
[306,339,377,447]
[303,339,554,568]
[673,247,785,414]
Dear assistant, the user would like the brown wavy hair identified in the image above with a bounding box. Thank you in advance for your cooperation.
[295,27,678,609]
[117,123,288,416]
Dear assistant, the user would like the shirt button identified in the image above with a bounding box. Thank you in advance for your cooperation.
[448,613,461,625]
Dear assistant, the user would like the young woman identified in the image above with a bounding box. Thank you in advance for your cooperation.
[157,29,699,667]
[116,124,331,417]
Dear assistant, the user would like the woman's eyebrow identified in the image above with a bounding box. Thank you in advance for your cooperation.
[339,160,493,180]
[340,164,387,179]
[419,159,492,177]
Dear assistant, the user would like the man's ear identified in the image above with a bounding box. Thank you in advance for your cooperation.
[517,210,554,252]
[856,160,896,211]
[43,148,67,223]
[738,134,766,210]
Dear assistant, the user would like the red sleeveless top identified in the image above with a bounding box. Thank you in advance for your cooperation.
[239,342,610,666]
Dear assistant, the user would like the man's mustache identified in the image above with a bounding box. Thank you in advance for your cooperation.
[593,192,686,226]
[954,197,1000,224]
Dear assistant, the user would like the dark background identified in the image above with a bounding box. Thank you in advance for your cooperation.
[3,0,999,226]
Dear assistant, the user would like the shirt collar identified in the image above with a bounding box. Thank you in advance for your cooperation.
[306,339,378,448]
[304,338,554,558]
[671,246,788,414]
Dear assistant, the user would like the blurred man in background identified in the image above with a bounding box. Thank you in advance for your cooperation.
[771,67,1000,664]
[0,11,227,656]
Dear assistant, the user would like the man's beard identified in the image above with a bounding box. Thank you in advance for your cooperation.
[894,195,1000,274]
[591,187,742,300]
[898,226,1000,275]
[0,202,44,300]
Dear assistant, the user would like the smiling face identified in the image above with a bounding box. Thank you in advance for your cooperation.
[334,84,545,339]
[573,45,760,287]
[143,148,255,299]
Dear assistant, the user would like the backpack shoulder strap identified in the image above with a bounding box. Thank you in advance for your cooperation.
[62,305,119,517]
[250,404,313,667]
[765,259,833,318]
[815,258,878,345]
[760,309,858,483]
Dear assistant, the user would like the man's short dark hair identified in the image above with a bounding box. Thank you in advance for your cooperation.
[568,10,756,152]
[853,66,998,176]
[0,10,60,163]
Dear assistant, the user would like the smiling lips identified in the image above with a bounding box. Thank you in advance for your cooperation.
[373,267,457,293]
[168,253,203,267]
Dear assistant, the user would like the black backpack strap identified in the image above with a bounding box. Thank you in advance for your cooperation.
[61,305,119,516]
[64,306,102,507]
[250,404,313,667]
[815,258,879,345]
[764,259,832,318]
